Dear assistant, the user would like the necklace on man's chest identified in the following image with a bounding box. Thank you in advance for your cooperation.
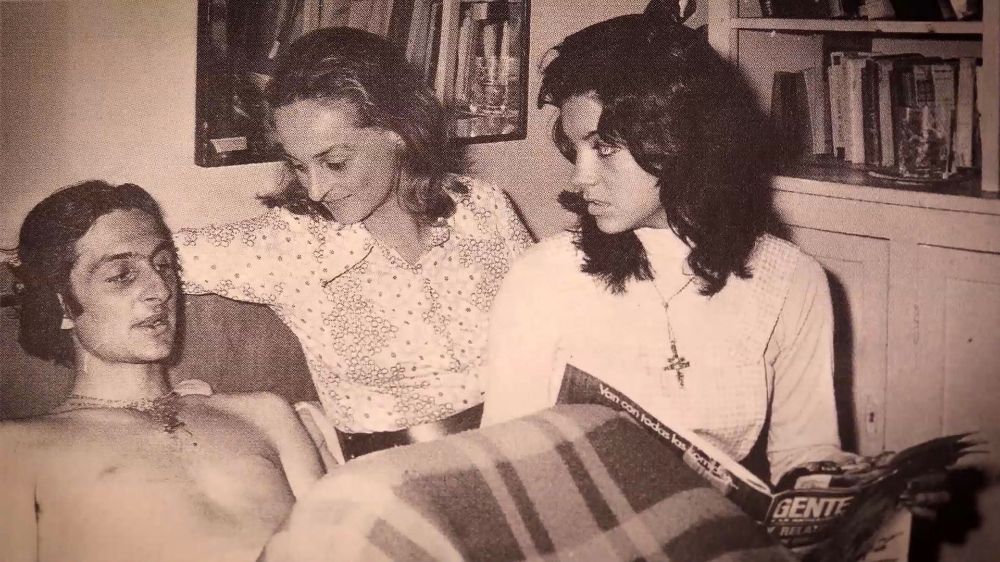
[652,277,695,388]
[53,392,186,433]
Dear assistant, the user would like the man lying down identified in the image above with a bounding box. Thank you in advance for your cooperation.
[0,181,323,562]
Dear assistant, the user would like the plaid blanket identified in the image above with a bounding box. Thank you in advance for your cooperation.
[261,405,796,562]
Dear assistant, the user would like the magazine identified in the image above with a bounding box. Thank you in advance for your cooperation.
[557,364,977,560]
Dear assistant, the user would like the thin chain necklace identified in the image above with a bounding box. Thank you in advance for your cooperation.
[651,277,695,388]
[53,392,185,433]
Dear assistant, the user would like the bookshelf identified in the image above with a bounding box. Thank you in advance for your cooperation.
[194,0,529,167]
[707,0,999,206]
[708,7,1000,552]
[405,0,530,144]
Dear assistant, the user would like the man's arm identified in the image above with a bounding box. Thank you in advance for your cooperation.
[240,393,324,499]
[0,425,40,562]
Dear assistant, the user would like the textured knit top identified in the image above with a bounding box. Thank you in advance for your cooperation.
[175,177,532,432]
[482,228,849,483]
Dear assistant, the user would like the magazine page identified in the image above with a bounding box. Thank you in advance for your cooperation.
[556,364,775,519]
[556,364,976,557]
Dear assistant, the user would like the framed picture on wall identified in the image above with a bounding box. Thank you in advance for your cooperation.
[194,0,530,167]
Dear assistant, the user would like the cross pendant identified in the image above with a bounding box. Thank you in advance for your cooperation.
[665,341,690,388]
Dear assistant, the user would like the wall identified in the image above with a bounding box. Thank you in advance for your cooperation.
[468,0,652,238]
[1,1,281,248]
[0,0,673,248]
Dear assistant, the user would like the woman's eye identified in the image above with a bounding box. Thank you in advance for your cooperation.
[107,268,135,284]
[595,143,620,158]
[287,160,306,173]
[324,159,348,171]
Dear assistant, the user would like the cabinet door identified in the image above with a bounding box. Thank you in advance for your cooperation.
[890,246,1000,469]
[788,227,890,456]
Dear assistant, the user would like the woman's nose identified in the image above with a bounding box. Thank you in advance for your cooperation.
[305,167,333,202]
[570,157,598,194]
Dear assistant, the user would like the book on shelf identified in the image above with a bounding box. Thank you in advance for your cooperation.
[404,0,433,78]
[843,52,873,164]
[771,71,811,160]
[812,51,980,181]
[873,57,896,169]
[829,52,847,159]
[453,6,475,105]
[861,58,881,166]
[319,0,351,27]
[860,0,895,20]
[803,67,832,154]
[772,68,831,157]
[347,0,375,30]
[758,0,832,18]
[301,0,322,32]
[557,365,977,560]
[759,0,981,20]
[422,0,443,87]
[953,57,976,168]
[948,0,980,20]
[888,0,966,20]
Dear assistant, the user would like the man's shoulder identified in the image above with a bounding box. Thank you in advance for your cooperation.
[0,413,80,456]
[202,391,296,423]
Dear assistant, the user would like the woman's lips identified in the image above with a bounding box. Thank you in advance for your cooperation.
[586,200,610,215]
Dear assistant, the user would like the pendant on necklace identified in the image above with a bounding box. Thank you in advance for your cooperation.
[665,340,691,388]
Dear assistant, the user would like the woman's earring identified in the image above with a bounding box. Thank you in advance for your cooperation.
[61,316,74,330]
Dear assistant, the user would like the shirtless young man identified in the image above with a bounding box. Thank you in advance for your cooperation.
[0,181,323,562]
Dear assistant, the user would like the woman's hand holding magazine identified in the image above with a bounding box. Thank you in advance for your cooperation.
[556,364,981,560]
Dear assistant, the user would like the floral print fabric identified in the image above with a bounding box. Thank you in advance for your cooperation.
[175,177,532,432]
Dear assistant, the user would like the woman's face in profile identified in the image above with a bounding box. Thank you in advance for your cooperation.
[274,98,404,225]
[560,95,668,234]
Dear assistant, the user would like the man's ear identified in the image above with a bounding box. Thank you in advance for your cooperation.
[56,293,75,330]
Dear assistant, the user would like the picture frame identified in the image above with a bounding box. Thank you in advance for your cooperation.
[194,0,530,167]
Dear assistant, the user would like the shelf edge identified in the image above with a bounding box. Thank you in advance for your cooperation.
[731,18,983,35]
[771,175,1000,216]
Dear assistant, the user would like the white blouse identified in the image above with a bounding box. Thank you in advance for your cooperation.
[175,177,532,432]
[483,228,851,483]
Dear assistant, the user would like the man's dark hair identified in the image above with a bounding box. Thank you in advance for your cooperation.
[539,11,783,295]
[15,180,172,366]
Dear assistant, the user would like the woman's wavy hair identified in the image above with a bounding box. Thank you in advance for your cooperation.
[15,180,173,367]
[539,8,783,295]
[260,26,466,223]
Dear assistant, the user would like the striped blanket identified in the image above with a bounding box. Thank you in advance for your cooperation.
[261,405,796,562]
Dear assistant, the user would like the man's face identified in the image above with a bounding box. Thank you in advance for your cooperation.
[65,209,178,364]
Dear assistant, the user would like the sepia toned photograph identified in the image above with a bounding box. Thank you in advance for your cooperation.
[1,0,998,561]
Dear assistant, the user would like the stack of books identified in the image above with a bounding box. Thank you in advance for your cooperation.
[771,52,980,181]
[757,0,981,20]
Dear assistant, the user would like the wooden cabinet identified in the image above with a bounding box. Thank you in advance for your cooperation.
[897,245,1000,465]
[706,1,1000,469]
[776,187,1000,457]
[787,226,889,456]
[774,187,1000,561]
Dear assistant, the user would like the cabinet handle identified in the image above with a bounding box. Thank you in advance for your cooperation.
[865,396,880,437]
